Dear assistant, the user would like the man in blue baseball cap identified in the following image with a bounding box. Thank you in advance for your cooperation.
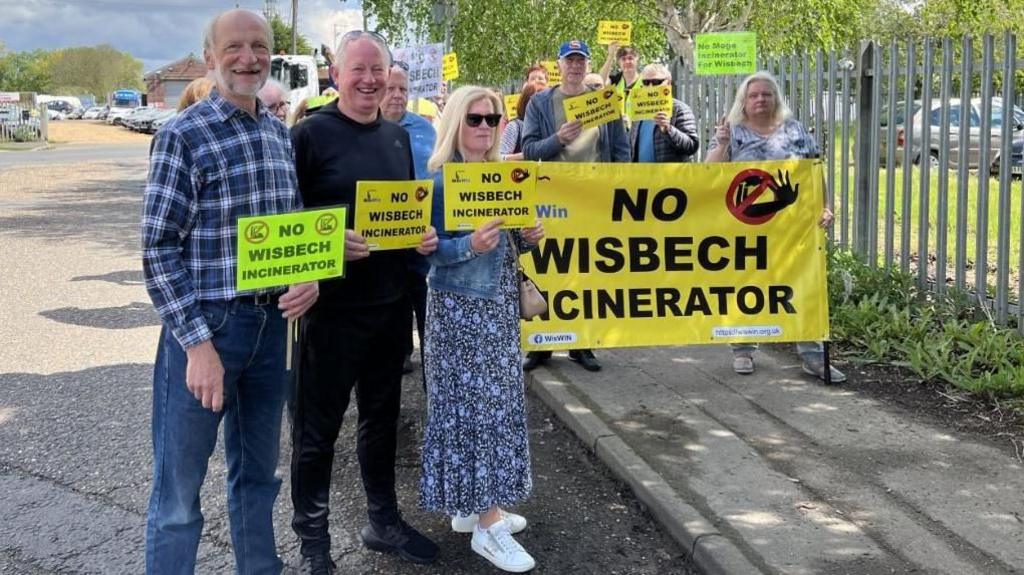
[520,39,630,373]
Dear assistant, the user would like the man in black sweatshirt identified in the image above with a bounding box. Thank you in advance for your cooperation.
[289,31,439,574]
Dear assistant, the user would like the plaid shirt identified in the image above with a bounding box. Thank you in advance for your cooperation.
[142,89,300,349]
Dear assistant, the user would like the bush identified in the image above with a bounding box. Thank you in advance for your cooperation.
[827,247,1024,397]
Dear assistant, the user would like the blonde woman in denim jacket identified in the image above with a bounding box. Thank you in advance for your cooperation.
[420,85,544,573]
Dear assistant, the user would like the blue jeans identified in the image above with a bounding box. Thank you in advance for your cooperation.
[731,341,823,360]
[146,299,287,575]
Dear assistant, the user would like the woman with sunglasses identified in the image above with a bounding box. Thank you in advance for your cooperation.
[421,85,545,573]
[629,63,699,163]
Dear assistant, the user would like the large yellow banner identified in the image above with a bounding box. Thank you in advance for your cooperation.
[521,160,830,350]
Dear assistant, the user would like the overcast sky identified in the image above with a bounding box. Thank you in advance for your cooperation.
[0,0,366,73]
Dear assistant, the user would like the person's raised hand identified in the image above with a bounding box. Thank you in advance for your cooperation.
[557,120,583,145]
[344,229,370,261]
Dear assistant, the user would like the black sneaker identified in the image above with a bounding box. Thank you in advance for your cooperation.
[522,351,551,371]
[568,349,602,372]
[297,552,336,575]
[360,518,439,564]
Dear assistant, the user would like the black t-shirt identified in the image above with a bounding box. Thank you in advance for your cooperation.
[291,104,416,308]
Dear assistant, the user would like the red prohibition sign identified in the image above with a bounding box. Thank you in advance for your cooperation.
[725,168,777,225]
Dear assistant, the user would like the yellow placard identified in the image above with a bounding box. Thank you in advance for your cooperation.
[442,52,459,81]
[563,87,622,129]
[541,60,561,85]
[355,180,433,250]
[630,85,673,121]
[520,160,829,350]
[597,20,632,45]
[236,206,347,291]
[442,162,538,231]
[504,93,520,120]
[695,32,757,76]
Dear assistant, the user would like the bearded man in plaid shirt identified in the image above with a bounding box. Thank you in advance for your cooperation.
[141,9,318,573]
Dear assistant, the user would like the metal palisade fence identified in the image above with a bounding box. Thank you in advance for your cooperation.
[0,95,47,143]
[674,32,1024,333]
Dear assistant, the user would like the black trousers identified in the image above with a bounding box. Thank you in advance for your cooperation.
[405,270,427,366]
[290,298,407,555]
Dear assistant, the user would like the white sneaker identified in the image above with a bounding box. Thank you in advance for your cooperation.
[471,519,536,573]
[452,509,527,534]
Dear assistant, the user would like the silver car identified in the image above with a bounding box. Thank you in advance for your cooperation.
[897,97,1024,172]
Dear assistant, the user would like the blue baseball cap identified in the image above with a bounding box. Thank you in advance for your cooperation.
[558,39,591,59]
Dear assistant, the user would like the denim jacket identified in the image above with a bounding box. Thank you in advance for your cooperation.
[426,166,537,300]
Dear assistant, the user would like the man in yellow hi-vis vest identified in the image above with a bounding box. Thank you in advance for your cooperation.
[599,43,641,128]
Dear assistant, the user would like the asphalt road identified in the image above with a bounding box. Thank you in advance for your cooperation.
[0,142,150,168]
[0,147,692,574]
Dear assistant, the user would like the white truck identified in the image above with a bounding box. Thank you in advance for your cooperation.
[270,54,329,109]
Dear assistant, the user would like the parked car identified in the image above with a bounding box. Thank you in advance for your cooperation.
[991,137,1024,177]
[151,110,177,133]
[878,100,922,166]
[895,97,1024,172]
[82,107,104,120]
[141,109,177,133]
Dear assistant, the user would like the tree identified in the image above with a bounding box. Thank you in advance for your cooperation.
[0,49,52,92]
[363,0,881,85]
[270,13,314,55]
[47,45,143,97]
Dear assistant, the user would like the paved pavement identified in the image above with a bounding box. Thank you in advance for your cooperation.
[528,346,1024,574]
[0,149,691,574]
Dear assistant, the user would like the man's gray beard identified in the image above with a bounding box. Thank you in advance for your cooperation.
[215,69,266,97]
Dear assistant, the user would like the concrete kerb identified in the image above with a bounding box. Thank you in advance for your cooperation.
[528,368,764,575]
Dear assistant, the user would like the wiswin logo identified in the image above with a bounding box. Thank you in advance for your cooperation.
[529,332,578,345]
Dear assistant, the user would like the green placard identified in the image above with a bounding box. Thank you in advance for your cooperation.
[695,32,757,76]
[236,206,347,291]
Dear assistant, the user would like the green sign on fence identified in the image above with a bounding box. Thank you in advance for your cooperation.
[695,32,757,76]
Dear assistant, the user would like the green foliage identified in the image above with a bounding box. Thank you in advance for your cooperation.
[366,0,668,86]
[270,13,313,55]
[828,248,1024,397]
[10,125,41,142]
[0,48,52,92]
[47,45,143,97]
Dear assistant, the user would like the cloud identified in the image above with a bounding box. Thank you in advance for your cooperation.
[0,0,364,73]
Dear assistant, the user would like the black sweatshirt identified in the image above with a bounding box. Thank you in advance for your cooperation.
[291,104,416,308]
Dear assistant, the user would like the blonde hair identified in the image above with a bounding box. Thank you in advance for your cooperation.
[640,63,671,80]
[727,71,792,126]
[178,77,214,111]
[427,86,503,172]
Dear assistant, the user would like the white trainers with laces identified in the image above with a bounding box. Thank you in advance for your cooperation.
[471,519,536,573]
[452,509,527,534]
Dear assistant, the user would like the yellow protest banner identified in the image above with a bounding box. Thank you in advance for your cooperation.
[695,32,757,76]
[355,180,433,250]
[236,206,347,291]
[630,85,673,121]
[520,160,830,350]
[442,162,538,230]
[563,87,621,129]
[541,60,561,84]
[597,20,632,45]
[442,52,459,81]
[504,93,520,120]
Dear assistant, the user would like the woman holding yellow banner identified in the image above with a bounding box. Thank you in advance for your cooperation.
[706,70,846,383]
[421,85,545,573]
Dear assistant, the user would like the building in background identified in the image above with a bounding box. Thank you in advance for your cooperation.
[144,54,207,109]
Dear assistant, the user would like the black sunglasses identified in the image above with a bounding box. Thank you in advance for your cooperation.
[338,30,393,65]
[466,113,502,127]
[642,78,668,86]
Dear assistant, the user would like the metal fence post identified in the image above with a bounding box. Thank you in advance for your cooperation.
[38,103,48,142]
[853,41,876,256]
